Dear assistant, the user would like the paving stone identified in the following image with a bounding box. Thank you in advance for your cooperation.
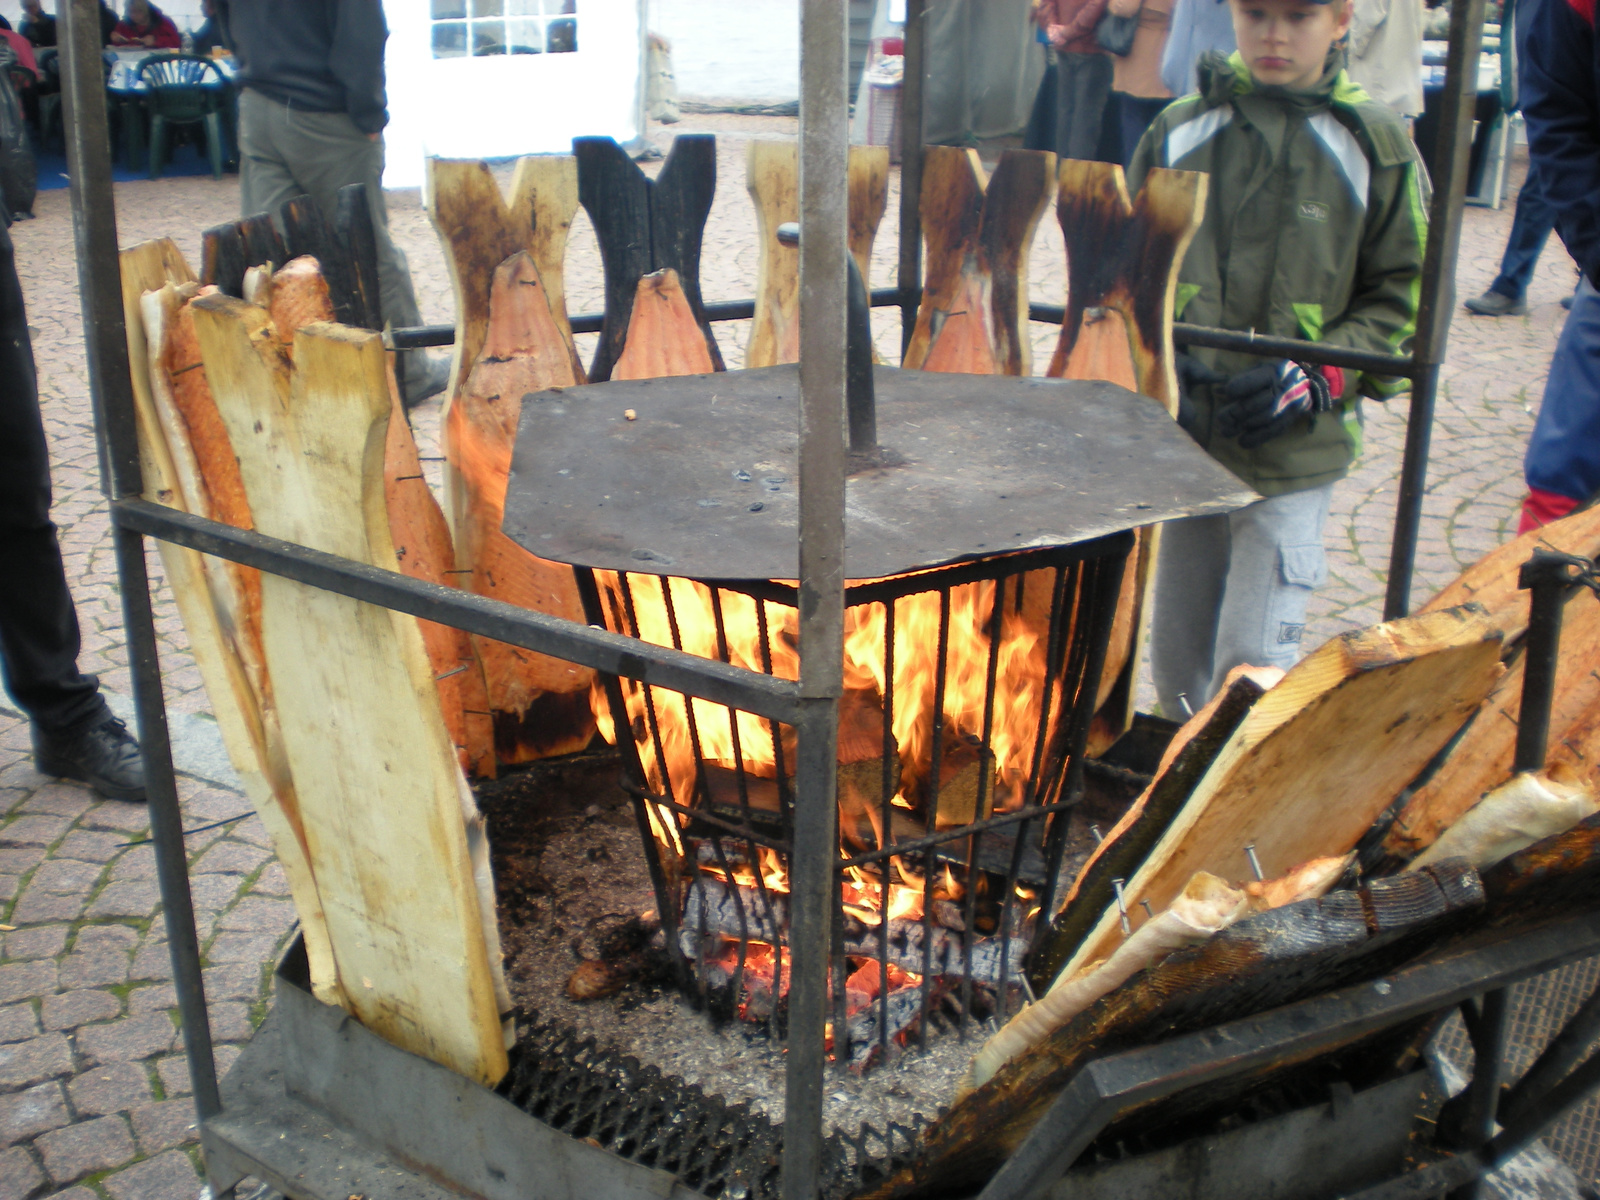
[0,1034,72,1092]
[101,1148,199,1200]
[0,854,35,879]
[40,991,121,1032]
[126,984,178,1016]
[2,925,68,962]
[127,1098,197,1155]
[0,1083,68,1146]
[52,830,127,865]
[0,963,55,1006]
[0,1145,43,1200]
[86,881,161,921]
[0,817,70,851]
[0,1009,37,1048]
[35,1114,135,1183]
[51,1188,98,1200]
[205,932,282,965]
[74,925,139,953]
[201,963,262,1004]
[251,861,291,897]
[193,840,271,876]
[5,889,84,927]
[17,785,95,821]
[187,873,244,915]
[73,1014,178,1066]
[156,1042,239,1097]
[76,806,148,837]
[127,939,173,984]
[68,1062,153,1118]
[207,1003,253,1044]
[55,950,128,991]
[219,896,295,933]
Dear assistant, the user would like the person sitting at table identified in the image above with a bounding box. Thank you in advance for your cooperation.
[111,0,181,49]
[19,1,56,49]
[0,22,39,74]
[193,0,225,57]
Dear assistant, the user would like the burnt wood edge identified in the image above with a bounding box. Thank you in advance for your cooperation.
[1026,674,1267,992]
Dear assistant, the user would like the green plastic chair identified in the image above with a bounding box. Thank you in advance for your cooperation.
[137,53,226,180]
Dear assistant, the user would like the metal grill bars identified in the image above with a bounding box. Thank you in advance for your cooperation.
[581,539,1129,1068]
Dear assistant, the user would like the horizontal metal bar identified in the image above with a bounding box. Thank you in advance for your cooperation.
[387,288,907,351]
[977,912,1600,1200]
[834,799,1078,869]
[114,497,808,723]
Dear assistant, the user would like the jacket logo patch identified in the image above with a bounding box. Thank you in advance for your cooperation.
[1298,201,1330,222]
[1278,622,1305,645]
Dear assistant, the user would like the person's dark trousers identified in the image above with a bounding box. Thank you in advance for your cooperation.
[1025,61,1059,152]
[1488,161,1557,303]
[1055,50,1114,162]
[0,220,105,734]
[1113,92,1170,165]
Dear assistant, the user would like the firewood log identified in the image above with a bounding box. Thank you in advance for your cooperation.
[612,269,718,379]
[862,862,1483,1200]
[122,240,343,1010]
[191,292,508,1086]
[1028,670,1268,991]
[745,140,889,369]
[904,147,1056,376]
[1420,502,1600,641]
[1046,162,1208,752]
[1061,605,1503,983]
[1385,587,1600,859]
[448,251,596,764]
[1412,766,1599,870]
[933,736,995,828]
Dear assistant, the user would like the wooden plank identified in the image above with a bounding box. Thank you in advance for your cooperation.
[238,212,287,274]
[1420,503,1600,642]
[278,193,367,331]
[612,269,717,379]
[200,221,247,297]
[191,293,508,1086]
[450,251,595,764]
[866,863,1484,1200]
[1385,587,1600,859]
[1062,605,1504,980]
[425,156,585,401]
[336,183,383,331]
[1046,161,1208,752]
[745,141,890,369]
[120,239,344,1009]
[902,147,1056,375]
[575,134,722,381]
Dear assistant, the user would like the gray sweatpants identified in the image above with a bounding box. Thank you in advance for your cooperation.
[1150,483,1334,718]
[236,88,424,345]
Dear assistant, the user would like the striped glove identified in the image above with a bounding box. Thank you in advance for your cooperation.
[1214,360,1343,449]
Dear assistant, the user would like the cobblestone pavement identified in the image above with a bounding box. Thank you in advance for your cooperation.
[0,115,1582,1197]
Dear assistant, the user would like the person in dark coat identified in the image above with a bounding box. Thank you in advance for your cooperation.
[0,218,145,800]
[18,0,57,49]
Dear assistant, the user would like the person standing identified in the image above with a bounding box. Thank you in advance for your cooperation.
[1160,0,1235,95]
[1129,0,1427,715]
[1464,0,1570,317]
[1344,0,1426,120]
[0,218,145,801]
[1038,0,1116,160]
[1514,0,1599,530]
[1107,0,1175,161]
[212,0,447,406]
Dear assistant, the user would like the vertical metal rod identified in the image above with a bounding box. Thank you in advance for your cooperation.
[877,601,896,1054]
[60,0,222,1127]
[1448,988,1511,1200]
[1383,0,1485,619]
[896,0,927,353]
[917,588,953,1050]
[787,0,849,1193]
[1514,552,1572,774]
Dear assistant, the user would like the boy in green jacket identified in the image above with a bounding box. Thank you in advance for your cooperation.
[1125,0,1428,717]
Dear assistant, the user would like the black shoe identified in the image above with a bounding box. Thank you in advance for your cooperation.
[400,354,451,409]
[1464,290,1527,316]
[33,715,147,802]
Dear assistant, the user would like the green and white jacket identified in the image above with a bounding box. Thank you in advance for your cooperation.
[1127,50,1429,496]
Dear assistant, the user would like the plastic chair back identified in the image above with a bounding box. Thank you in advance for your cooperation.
[137,53,223,124]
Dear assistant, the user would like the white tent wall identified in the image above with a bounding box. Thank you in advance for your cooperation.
[383,0,647,189]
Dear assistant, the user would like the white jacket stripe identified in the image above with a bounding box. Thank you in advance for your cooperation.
[1308,111,1371,210]
[1164,106,1234,166]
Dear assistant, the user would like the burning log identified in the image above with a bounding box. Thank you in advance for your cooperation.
[744,140,889,369]
[1059,605,1504,983]
[861,862,1484,1200]
[933,737,996,828]
[1386,584,1600,860]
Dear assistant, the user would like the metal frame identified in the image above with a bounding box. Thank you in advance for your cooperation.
[53,0,1531,1191]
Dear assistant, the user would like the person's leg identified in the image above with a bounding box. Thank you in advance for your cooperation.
[1024,58,1058,152]
[1057,52,1115,162]
[236,89,303,221]
[1521,278,1600,531]
[1207,483,1334,696]
[1490,162,1556,302]
[1120,95,1168,166]
[1150,512,1231,719]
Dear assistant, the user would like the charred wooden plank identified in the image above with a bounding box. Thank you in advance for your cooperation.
[199,221,246,297]
[335,183,383,332]
[861,862,1484,1200]
[237,211,287,274]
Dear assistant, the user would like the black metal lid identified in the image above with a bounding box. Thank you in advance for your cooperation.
[503,365,1256,581]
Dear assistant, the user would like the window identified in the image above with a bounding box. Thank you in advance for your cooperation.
[430,0,578,59]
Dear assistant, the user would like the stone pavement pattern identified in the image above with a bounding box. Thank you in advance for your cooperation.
[0,114,1583,1197]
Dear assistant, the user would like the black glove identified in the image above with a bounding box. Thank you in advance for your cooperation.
[1173,351,1226,435]
[1213,359,1336,448]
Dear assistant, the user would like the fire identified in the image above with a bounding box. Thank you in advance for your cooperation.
[591,567,1070,830]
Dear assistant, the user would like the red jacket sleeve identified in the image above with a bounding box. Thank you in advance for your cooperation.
[154,17,182,48]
